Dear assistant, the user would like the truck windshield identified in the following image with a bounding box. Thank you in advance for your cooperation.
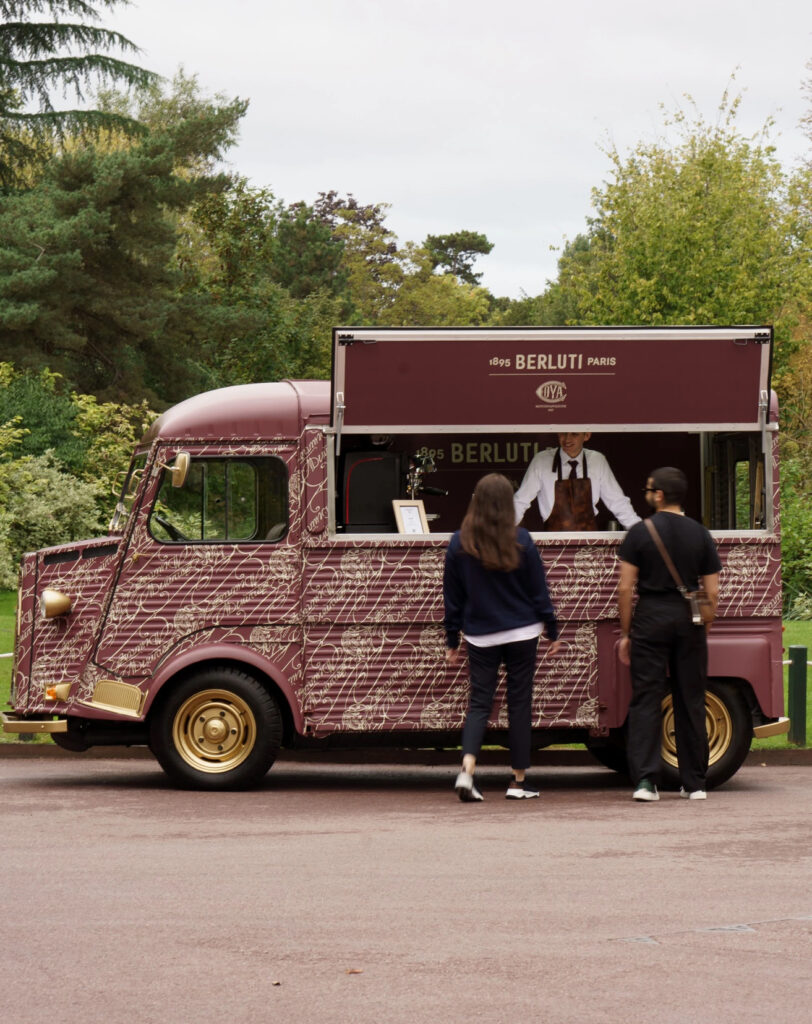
[109,452,149,533]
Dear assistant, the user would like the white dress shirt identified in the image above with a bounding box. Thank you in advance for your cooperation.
[513,447,641,529]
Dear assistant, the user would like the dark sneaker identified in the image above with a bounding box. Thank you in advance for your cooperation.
[506,782,539,799]
[680,787,707,800]
[455,770,484,802]
[632,779,660,802]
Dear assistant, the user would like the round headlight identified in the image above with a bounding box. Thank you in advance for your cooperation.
[40,589,72,618]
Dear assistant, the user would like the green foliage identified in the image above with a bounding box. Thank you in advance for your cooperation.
[179,181,345,387]
[0,83,248,404]
[97,69,245,174]
[0,0,158,189]
[555,93,796,337]
[71,390,154,495]
[0,364,85,469]
[779,450,812,615]
[268,200,347,301]
[0,415,26,456]
[424,230,494,285]
[307,193,496,326]
[377,243,492,326]
[0,589,15,714]
[193,282,343,388]
[313,192,402,323]
[0,451,104,588]
[0,362,28,457]
[788,593,812,621]
[0,362,154,533]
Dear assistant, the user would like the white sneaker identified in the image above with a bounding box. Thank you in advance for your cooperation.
[455,771,484,802]
[506,782,539,800]
[680,788,707,800]
[632,781,659,801]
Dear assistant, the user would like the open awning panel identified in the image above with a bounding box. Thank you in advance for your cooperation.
[331,326,772,433]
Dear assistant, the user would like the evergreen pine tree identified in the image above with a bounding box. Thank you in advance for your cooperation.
[0,0,157,188]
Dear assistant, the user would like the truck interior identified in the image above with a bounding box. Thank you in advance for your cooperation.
[333,428,769,536]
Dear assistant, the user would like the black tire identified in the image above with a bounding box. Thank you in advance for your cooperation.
[586,729,629,776]
[52,724,91,752]
[585,680,752,790]
[149,666,282,790]
[659,679,752,790]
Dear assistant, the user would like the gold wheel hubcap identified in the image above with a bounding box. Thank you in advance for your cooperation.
[661,691,732,769]
[172,688,257,774]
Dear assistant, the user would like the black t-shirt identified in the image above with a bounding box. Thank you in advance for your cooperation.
[618,511,721,596]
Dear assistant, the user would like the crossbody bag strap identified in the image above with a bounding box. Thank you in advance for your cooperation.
[643,518,686,593]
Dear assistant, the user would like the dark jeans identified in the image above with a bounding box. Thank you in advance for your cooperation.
[461,637,539,771]
[627,597,709,791]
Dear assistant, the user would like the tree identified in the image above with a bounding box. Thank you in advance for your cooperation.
[543,84,812,609]
[0,363,85,469]
[0,358,152,482]
[378,243,491,326]
[0,362,27,458]
[0,86,247,403]
[314,191,403,322]
[268,199,347,301]
[554,92,797,342]
[180,181,345,387]
[424,229,493,285]
[0,0,157,188]
[0,451,104,587]
[773,59,812,613]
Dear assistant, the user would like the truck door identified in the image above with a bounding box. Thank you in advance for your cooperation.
[94,445,303,683]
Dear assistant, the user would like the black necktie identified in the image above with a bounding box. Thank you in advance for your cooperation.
[568,460,578,479]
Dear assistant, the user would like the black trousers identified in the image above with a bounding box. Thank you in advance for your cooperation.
[461,637,539,771]
[627,597,709,791]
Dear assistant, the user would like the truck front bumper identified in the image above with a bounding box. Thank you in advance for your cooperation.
[752,716,790,738]
[1,712,68,734]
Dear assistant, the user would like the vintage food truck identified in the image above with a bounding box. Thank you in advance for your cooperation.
[2,326,789,788]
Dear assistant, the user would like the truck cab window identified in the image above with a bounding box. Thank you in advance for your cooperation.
[705,433,766,531]
[149,457,288,543]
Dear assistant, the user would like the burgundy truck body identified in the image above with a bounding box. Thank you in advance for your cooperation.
[3,326,787,788]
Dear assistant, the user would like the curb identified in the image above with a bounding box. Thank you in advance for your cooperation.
[1,743,810,766]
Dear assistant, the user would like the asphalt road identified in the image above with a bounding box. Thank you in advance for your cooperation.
[2,757,811,1024]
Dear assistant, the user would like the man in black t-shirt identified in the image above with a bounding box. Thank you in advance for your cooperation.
[617,467,721,802]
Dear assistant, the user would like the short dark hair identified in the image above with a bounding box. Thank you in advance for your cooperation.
[650,466,687,505]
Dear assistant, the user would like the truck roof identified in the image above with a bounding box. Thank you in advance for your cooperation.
[142,380,330,444]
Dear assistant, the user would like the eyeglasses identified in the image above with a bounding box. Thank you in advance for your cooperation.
[642,487,657,493]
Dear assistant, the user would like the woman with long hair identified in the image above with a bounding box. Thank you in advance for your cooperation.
[444,473,562,801]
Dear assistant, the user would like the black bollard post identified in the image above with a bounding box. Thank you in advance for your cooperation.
[787,646,807,746]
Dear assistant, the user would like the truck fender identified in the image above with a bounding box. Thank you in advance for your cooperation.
[611,632,775,724]
[142,643,304,735]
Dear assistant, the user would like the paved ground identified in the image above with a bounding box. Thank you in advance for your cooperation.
[2,756,811,1024]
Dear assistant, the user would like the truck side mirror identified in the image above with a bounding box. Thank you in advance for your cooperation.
[168,451,190,488]
[158,451,191,488]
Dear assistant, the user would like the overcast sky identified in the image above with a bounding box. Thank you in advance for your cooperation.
[112,0,810,298]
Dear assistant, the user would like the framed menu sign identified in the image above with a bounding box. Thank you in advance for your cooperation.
[392,500,430,534]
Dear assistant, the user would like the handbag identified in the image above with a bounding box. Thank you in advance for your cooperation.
[643,519,716,626]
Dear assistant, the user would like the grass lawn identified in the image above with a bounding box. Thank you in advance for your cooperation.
[753,619,812,750]
[0,590,52,745]
[0,589,15,710]
[1,590,810,747]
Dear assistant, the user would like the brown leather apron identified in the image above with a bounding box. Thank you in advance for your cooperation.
[544,451,597,531]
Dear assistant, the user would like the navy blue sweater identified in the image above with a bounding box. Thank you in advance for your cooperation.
[443,528,558,649]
